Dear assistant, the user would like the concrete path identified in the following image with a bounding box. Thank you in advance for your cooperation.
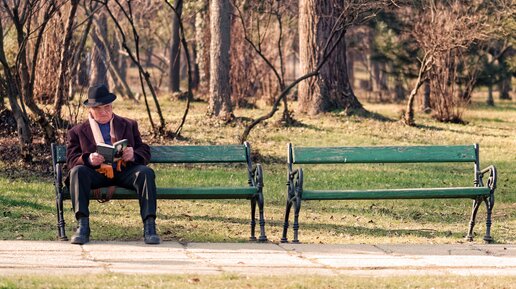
[1,241,515,276]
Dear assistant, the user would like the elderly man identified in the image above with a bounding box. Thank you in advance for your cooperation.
[66,84,160,245]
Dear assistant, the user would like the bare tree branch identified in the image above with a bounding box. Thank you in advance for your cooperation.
[101,0,166,135]
[163,0,194,138]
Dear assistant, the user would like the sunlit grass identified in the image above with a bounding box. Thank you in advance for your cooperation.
[1,92,514,244]
[1,274,515,289]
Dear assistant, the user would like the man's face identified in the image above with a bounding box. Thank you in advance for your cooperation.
[90,104,113,124]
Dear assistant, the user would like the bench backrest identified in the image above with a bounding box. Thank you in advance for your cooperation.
[289,144,479,164]
[52,143,252,165]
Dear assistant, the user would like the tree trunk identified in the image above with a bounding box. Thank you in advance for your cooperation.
[498,75,512,100]
[422,78,431,113]
[394,76,405,102]
[190,42,200,90]
[0,77,32,161]
[16,2,57,144]
[92,20,136,101]
[404,77,426,126]
[0,39,32,160]
[208,0,233,119]
[68,6,95,103]
[169,0,183,93]
[403,53,432,126]
[346,49,355,91]
[90,13,109,87]
[486,85,494,106]
[298,0,363,115]
[0,87,4,110]
[7,90,33,161]
[195,2,209,95]
[372,60,381,93]
[54,0,80,121]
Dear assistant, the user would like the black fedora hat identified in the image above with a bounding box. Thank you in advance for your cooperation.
[84,84,117,107]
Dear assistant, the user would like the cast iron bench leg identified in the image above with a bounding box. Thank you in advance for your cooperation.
[56,190,68,241]
[54,163,68,241]
[466,197,482,241]
[257,191,267,242]
[249,198,257,241]
[291,168,303,243]
[483,194,495,243]
[292,196,302,244]
[281,199,293,243]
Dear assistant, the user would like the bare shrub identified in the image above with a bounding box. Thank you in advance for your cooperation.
[412,1,491,123]
[33,4,66,104]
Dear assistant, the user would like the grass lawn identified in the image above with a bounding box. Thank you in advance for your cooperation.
[1,274,516,289]
[0,93,514,244]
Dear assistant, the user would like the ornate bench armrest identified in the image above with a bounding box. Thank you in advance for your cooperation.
[480,165,497,191]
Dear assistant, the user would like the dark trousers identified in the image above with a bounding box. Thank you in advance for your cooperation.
[68,164,157,221]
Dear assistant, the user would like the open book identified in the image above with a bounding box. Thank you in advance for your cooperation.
[96,139,128,164]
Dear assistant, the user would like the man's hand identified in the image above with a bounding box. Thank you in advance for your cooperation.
[89,152,105,166]
[122,147,135,162]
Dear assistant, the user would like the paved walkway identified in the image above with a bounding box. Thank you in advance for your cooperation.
[1,241,515,276]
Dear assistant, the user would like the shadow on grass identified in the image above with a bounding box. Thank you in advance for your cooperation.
[318,204,476,225]
[272,219,464,240]
[333,108,396,123]
[0,195,52,211]
[67,215,254,243]
[413,122,511,138]
[0,169,53,183]
[159,212,254,224]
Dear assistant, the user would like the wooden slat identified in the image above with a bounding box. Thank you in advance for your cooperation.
[62,187,257,200]
[293,145,477,164]
[301,187,490,200]
[150,145,248,163]
[52,145,248,164]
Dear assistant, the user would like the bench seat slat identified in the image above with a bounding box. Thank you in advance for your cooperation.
[293,145,477,164]
[301,187,490,200]
[62,187,258,200]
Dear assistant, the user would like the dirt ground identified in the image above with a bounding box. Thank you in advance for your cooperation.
[0,109,53,179]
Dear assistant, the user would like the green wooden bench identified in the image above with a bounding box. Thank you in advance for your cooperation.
[281,143,497,244]
[51,142,267,242]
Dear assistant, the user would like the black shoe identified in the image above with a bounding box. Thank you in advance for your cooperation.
[143,217,161,244]
[71,217,90,245]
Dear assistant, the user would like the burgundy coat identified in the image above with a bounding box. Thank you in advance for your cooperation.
[66,114,151,170]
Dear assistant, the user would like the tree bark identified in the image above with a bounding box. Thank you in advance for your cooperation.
[68,3,95,104]
[346,49,355,91]
[195,2,209,94]
[5,82,32,161]
[92,18,137,101]
[208,0,233,119]
[404,53,432,126]
[169,0,183,93]
[0,18,32,160]
[190,42,200,90]
[422,78,431,113]
[298,0,363,115]
[54,0,80,121]
[90,12,109,87]
[394,76,405,102]
[15,1,57,144]
[486,85,494,106]
[498,75,512,100]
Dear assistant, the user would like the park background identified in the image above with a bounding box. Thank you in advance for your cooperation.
[0,0,515,246]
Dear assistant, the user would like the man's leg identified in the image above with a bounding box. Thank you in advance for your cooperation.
[69,165,111,244]
[69,165,112,219]
[115,165,160,244]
